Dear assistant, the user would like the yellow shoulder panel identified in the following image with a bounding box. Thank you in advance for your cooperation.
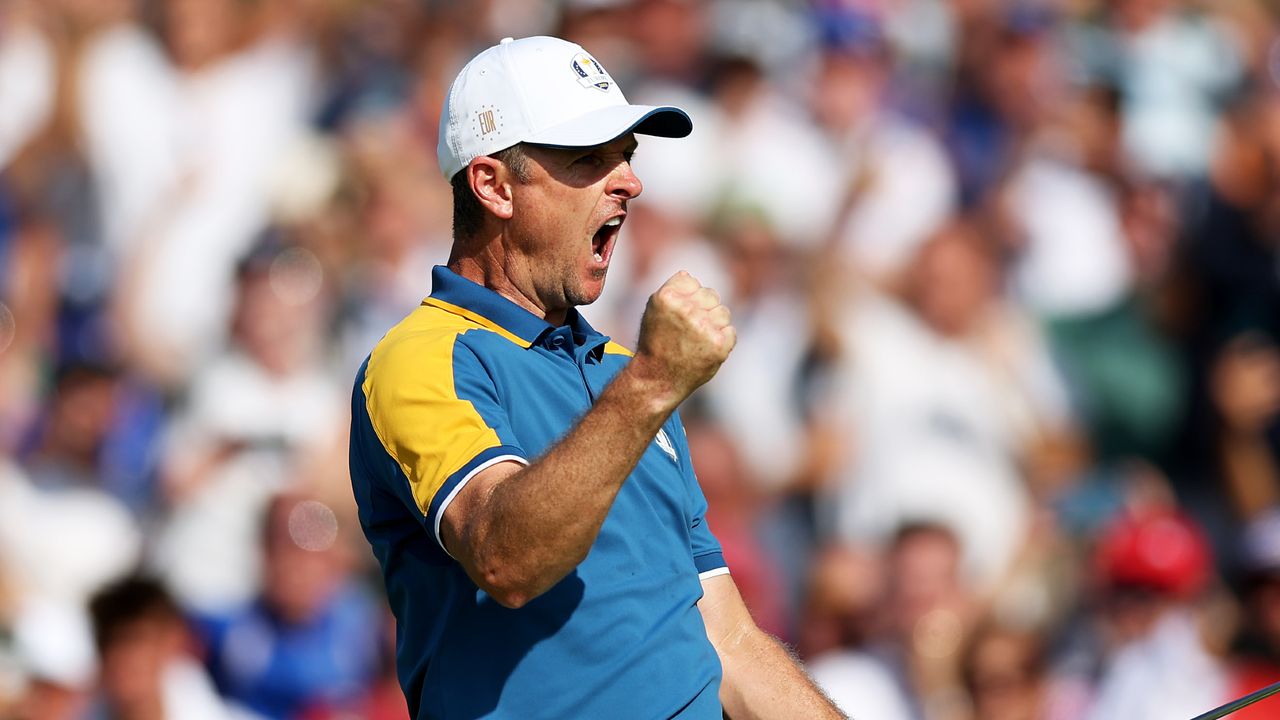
[362,305,503,515]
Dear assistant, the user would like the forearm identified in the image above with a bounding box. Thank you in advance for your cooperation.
[700,575,844,719]
[718,626,845,720]
[455,358,680,606]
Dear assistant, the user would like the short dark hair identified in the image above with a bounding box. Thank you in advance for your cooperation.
[450,144,532,242]
[88,576,183,654]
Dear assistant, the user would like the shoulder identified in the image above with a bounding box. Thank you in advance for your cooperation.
[370,303,474,359]
[363,304,499,390]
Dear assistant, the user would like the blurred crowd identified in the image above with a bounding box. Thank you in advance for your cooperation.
[0,0,1278,718]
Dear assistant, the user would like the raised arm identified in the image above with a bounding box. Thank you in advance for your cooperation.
[440,271,735,608]
[698,574,847,719]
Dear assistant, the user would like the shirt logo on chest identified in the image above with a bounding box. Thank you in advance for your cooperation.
[654,428,678,464]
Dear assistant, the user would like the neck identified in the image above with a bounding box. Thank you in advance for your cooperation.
[447,251,568,327]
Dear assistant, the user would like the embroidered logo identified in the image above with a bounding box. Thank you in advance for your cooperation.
[570,53,612,92]
[655,428,678,463]
[474,105,502,139]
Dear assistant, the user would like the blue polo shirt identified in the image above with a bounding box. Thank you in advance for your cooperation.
[349,266,728,720]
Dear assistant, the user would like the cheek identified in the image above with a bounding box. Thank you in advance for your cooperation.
[509,183,602,263]
[513,196,569,249]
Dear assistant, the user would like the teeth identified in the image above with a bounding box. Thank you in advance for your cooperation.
[604,217,622,227]
[593,252,603,262]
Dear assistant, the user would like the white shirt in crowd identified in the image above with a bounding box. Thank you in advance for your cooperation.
[77,24,317,380]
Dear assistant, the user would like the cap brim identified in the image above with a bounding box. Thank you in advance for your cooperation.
[526,105,692,148]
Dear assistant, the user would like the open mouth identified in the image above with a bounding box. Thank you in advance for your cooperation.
[591,216,623,264]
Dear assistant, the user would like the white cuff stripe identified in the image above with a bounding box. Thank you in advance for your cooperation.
[698,567,730,581]
[433,454,529,558]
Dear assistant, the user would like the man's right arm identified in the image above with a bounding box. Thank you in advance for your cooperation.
[439,271,735,608]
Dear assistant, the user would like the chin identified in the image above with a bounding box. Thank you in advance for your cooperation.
[568,289,604,307]
[570,271,608,306]
[568,281,606,307]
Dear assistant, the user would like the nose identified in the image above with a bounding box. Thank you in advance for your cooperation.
[608,160,643,200]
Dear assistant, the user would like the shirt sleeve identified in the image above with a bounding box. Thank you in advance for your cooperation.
[669,412,728,579]
[361,330,527,552]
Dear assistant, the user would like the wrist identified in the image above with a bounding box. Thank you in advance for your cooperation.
[615,354,684,419]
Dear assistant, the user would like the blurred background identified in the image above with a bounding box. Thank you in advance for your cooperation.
[0,0,1278,718]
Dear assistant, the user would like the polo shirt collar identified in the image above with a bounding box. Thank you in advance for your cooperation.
[424,266,608,351]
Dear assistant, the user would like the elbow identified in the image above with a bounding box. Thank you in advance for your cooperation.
[483,578,539,610]
[466,536,587,609]
[489,588,533,610]
[476,563,543,610]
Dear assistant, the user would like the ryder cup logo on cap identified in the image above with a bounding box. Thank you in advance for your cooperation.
[570,53,612,91]
[437,36,692,180]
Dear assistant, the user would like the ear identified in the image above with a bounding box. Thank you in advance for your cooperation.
[468,156,515,221]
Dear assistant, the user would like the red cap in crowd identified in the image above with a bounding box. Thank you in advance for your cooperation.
[1094,510,1212,598]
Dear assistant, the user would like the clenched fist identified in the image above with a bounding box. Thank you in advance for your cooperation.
[630,271,736,410]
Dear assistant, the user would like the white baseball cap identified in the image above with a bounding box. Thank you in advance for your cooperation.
[437,36,692,180]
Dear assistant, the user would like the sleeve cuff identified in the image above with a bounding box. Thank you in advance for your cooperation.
[693,551,727,576]
[428,444,528,556]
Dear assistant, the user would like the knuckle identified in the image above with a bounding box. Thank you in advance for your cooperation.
[676,273,700,291]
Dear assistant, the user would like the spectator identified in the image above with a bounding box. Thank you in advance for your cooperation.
[1084,506,1229,719]
[1178,90,1280,523]
[154,243,344,613]
[297,610,408,720]
[1001,82,1185,463]
[808,6,957,284]
[962,621,1050,720]
[195,492,381,719]
[879,522,981,720]
[1226,510,1280,719]
[827,221,1052,588]
[1104,0,1244,180]
[77,0,317,386]
[804,542,914,720]
[86,576,232,720]
[0,368,142,609]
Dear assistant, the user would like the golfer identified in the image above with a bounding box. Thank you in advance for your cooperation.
[349,35,844,720]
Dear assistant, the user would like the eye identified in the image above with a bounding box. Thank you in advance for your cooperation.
[573,153,602,167]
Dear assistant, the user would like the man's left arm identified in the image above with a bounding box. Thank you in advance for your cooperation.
[698,573,847,719]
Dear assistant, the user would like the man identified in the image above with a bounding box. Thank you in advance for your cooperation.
[86,576,230,720]
[196,493,381,718]
[349,36,843,719]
